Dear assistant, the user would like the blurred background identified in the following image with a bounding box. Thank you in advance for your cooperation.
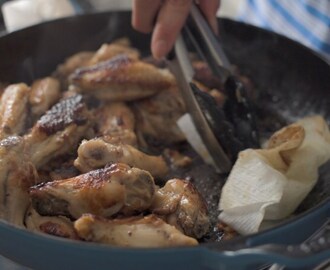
[0,0,243,33]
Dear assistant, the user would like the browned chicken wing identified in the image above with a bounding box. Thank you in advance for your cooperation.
[0,136,39,226]
[54,51,94,86]
[25,207,78,239]
[0,83,30,139]
[69,55,175,101]
[74,214,198,247]
[88,43,140,66]
[74,138,168,178]
[24,94,93,169]
[134,85,186,144]
[29,163,155,219]
[95,102,137,146]
[151,179,210,239]
[29,77,61,120]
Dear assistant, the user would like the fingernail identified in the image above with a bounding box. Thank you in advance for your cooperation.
[153,39,168,59]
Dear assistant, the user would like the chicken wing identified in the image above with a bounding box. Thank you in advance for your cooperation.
[95,102,137,146]
[74,138,168,178]
[24,94,93,169]
[54,51,94,86]
[151,179,210,239]
[69,55,175,101]
[0,83,30,139]
[29,163,155,219]
[29,77,61,120]
[88,43,140,66]
[24,207,78,239]
[0,136,39,226]
[134,85,186,144]
[74,214,198,247]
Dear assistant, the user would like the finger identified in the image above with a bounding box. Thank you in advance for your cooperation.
[132,0,162,33]
[198,0,220,34]
[151,0,193,59]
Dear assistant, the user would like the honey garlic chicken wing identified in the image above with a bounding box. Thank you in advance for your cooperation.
[25,207,78,239]
[0,84,30,139]
[69,55,175,101]
[29,163,155,219]
[74,214,198,247]
[0,136,39,226]
[95,102,137,146]
[134,85,186,144]
[24,94,93,169]
[74,138,168,178]
[29,77,61,120]
[151,179,210,239]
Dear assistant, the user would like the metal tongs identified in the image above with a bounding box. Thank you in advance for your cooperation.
[167,3,259,173]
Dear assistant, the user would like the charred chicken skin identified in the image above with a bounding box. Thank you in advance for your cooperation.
[29,163,155,219]
[24,94,93,169]
[69,54,175,101]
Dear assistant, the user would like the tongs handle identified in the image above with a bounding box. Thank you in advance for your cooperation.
[189,3,231,76]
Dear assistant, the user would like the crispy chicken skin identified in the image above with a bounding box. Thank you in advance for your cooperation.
[29,163,155,219]
[0,83,30,139]
[69,55,175,101]
[25,207,78,239]
[134,85,186,144]
[151,179,210,239]
[95,102,137,146]
[74,138,168,178]
[0,136,39,226]
[74,214,198,247]
[29,77,62,119]
[54,51,94,85]
[88,43,140,66]
[24,94,93,169]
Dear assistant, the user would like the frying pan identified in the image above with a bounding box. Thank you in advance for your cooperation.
[0,11,329,270]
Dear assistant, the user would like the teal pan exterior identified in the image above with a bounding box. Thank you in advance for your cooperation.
[0,11,329,269]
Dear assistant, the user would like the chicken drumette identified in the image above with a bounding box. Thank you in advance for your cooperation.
[74,214,198,247]
[0,136,39,226]
[29,163,155,219]
[151,179,210,239]
[74,137,168,179]
[0,83,30,139]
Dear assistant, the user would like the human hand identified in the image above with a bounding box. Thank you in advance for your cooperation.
[132,0,220,59]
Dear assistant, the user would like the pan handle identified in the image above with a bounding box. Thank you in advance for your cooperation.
[204,199,330,269]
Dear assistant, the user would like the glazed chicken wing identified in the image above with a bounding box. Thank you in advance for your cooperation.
[74,214,198,247]
[29,163,155,219]
[29,77,61,120]
[0,83,30,139]
[24,94,93,169]
[151,179,210,239]
[0,136,39,226]
[69,55,175,101]
[74,137,168,178]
